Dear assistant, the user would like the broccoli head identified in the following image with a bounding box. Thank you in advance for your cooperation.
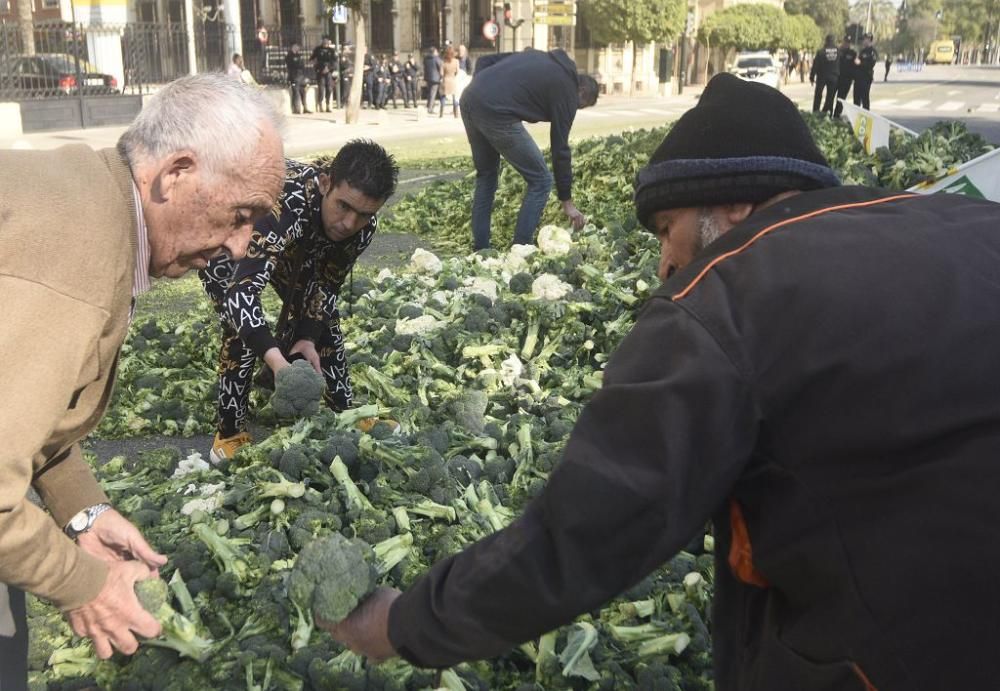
[449,390,489,435]
[508,272,534,295]
[272,360,326,419]
[289,533,378,630]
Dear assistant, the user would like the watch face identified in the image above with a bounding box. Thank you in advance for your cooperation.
[70,512,89,532]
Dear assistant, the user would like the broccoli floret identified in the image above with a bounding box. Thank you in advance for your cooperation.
[508,271,534,295]
[319,430,361,469]
[635,661,683,691]
[353,509,395,544]
[133,373,164,391]
[484,456,516,485]
[277,446,313,480]
[308,651,367,691]
[369,420,397,440]
[258,528,292,562]
[396,303,424,319]
[446,454,483,485]
[567,287,593,303]
[449,390,489,435]
[272,360,326,418]
[288,533,379,649]
[133,578,218,663]
[462,304,491,333]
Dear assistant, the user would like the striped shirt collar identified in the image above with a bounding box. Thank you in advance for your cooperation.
[131,181,151,298]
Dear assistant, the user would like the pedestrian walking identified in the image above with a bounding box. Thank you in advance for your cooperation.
[440,45,461,118]
[458,49,599,249]
[810,34,840,116]
[286,43,310,114]
[457,43,472,74]
[423,46,443,113]
[403,54,419,108]
[202,141,398,462]
[855,34,878,109]
[884,53,893,81]
[321,71,1000,691]
[0,73,285,688]
[833,35,856,118]
[311,36,338,112]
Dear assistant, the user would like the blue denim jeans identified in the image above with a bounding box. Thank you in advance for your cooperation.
[461,93,553,250]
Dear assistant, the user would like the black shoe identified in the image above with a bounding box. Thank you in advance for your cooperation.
[303,109,312,114]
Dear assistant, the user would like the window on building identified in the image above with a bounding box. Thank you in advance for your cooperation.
[420,0,441,49]
[370,0,393,52]
[468,0,492,49]
[40,0,58,9]
[0,0,11,14]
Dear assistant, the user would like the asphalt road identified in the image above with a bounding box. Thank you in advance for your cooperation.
[783,63,1000,143]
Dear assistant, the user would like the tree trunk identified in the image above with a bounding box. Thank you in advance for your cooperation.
[346,10,367,124]
[17,0,36,55]
[629,41,638,96]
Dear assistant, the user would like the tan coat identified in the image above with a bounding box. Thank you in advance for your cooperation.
[441,57,461,97]
[0,144,137,611]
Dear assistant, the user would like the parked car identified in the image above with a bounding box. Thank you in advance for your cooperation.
[0,53,118,98]
[729,51,782,90]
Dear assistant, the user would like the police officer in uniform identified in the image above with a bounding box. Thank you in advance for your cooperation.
[311,36,338,112]
[286,43,310,114]
[363,52,377,108]
[388,51,405,109]
[833,35,856,118]
[339,45,353,108]
[854,34,879,110]
[810,34,840,117]
[403,53,420,108]
[374,55,391,109]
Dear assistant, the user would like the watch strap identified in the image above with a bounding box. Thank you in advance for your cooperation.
[64,502,113,539]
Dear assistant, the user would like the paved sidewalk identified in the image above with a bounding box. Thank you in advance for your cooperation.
[0,81,825,158]
[0,89,713,157]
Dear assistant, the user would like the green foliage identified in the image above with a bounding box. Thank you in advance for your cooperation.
[578,0,685,46]
[785,0,851,37]
[699,3,787,52]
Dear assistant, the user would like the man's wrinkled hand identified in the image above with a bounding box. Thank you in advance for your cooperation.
[561,200,587,231]
[66,560,161,659]
[317,586,401,662]
[290,339,322,374]
[77,509,167,571]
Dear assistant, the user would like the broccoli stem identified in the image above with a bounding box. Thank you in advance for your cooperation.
[330,455,374,512]
[290,600,314,652]
[192,523,251,582]
[636,632,691,658]
[407,499,457,523]
[373,532,415,575]
[521,317,540,360]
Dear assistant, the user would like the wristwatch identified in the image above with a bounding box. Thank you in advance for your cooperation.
[64,503,113,540]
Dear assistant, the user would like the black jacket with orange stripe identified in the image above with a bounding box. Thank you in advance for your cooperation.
[387,185,1000,690]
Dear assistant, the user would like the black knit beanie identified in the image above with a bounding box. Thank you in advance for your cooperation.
[634,73,840,230]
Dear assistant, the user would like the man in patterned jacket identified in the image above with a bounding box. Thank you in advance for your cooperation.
[200,139,398,462]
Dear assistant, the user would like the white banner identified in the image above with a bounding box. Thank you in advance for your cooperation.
[907,146,1000,203]
[838,100,917,155]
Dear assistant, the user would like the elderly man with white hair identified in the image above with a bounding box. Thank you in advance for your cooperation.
[0,72,285,685]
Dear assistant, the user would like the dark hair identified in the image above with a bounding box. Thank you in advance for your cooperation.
[327,139,399,201]
[443,45,456,61]
[577,74,599,108]
[824,34,835,47]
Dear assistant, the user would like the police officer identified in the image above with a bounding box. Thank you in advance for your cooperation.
[388,51,405,109]
[363,52,377,108]
[810,34,840,117]
[854,34,879,110]
[403,53,420,108]
[339,45,353,108]
[311,36,337,112]
[374,55,390,109]
[833,35,856,118]
[286,43,310,114]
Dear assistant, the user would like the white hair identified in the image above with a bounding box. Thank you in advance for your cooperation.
[695,208,724,253]
[119,72,284,175]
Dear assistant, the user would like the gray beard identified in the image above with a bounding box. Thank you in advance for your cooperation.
[693,208,723,255]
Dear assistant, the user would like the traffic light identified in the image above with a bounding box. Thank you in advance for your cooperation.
[503,3,512,22]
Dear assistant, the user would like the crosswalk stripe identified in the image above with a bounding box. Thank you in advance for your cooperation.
[579,110,610,117]
[638,108,676,115]
[935,101,964,111]
[871,98,898,108]
[976,103,1000,113]
[604,109,645,117]
[897,99,932,110]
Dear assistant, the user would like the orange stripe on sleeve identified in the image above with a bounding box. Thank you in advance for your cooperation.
[672,194,917,302]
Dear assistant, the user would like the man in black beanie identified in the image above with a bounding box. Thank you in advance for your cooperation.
[810,33,840,115]
[316,73,1000,691]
